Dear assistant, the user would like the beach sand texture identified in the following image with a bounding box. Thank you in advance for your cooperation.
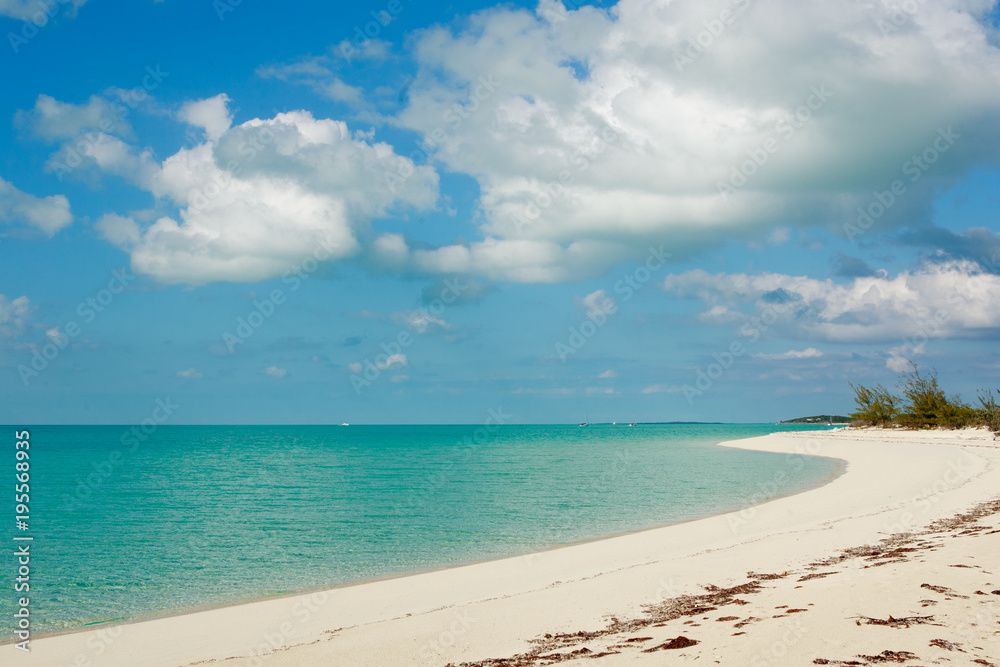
[6,427,999,666]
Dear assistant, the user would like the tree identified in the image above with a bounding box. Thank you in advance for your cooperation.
[897,364,975,429]
[978,389,1000,434]
[849,382,899,427]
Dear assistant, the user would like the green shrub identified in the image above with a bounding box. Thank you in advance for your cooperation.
[849,382,899,427]
[847,366,996,431]
[978,389,1000,434]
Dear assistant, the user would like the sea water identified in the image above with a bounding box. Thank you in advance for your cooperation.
[3,423,839,635]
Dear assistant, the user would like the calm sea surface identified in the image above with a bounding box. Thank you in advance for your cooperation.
[4,423,840,635]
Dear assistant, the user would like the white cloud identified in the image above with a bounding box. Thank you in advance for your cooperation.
[334,38,391,61]
[663,260,1000,342]
[0,177,73,236]
[641,384,683,394]
[370,234,631,282]
[390,374,409,383]
[264,366,287,378]
[0,294,31,338]
[95,213,141,248]
[0,0,87,21]
[886,343,925,371]
[598,369,617,378]
[257,51,384,110]
[321,79,365,105]
[177,94,233,142]
[390,0,1000,280]
[177,368,203,379]
[350,354,408,374]
[391,309,451,334]
[767,227,792,246]
[88,108,438,284]
[753,347,824,361]
[378,354,408,370]
[578,289,615,319]
[16,94,130,141]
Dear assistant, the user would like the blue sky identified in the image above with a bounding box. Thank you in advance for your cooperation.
[1,0,999,424]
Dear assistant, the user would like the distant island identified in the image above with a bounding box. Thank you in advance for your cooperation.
[780,415,852,425]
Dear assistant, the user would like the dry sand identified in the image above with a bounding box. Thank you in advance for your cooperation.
[6,427,999,666]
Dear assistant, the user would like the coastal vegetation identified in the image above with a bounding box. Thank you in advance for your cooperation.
[850,365,1000,432]
[780,415,852,425]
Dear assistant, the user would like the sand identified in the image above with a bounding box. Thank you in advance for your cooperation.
[6,427,999,666]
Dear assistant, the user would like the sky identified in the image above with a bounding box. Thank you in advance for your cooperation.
[1,0,999,425]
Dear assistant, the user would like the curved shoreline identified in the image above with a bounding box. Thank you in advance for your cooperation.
[7,430,845,642]
[7,428,998,666]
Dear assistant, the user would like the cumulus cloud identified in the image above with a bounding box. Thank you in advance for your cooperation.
[16,94,131,141]
[897,225,1000,274]
[263,366,287,378]
[369,233,630,282]
[177,368,203,379]
[177,94,233,142]
[0,177,73,235]
[598,369,617,378]
[389,0,1000,280]
[86,103,438,283]
[663,260,1000,342]
[0,294,31,338]
[95,213,141,248]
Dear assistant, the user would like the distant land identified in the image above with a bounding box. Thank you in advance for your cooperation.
[780,415,852,425]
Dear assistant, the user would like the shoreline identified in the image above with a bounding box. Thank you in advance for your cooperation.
[7,428,846,643]
[7,427,999,666]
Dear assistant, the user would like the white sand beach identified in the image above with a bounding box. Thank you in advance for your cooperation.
[7,427,1000,666]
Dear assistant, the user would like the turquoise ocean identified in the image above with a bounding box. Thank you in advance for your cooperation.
[4,423,840,637]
